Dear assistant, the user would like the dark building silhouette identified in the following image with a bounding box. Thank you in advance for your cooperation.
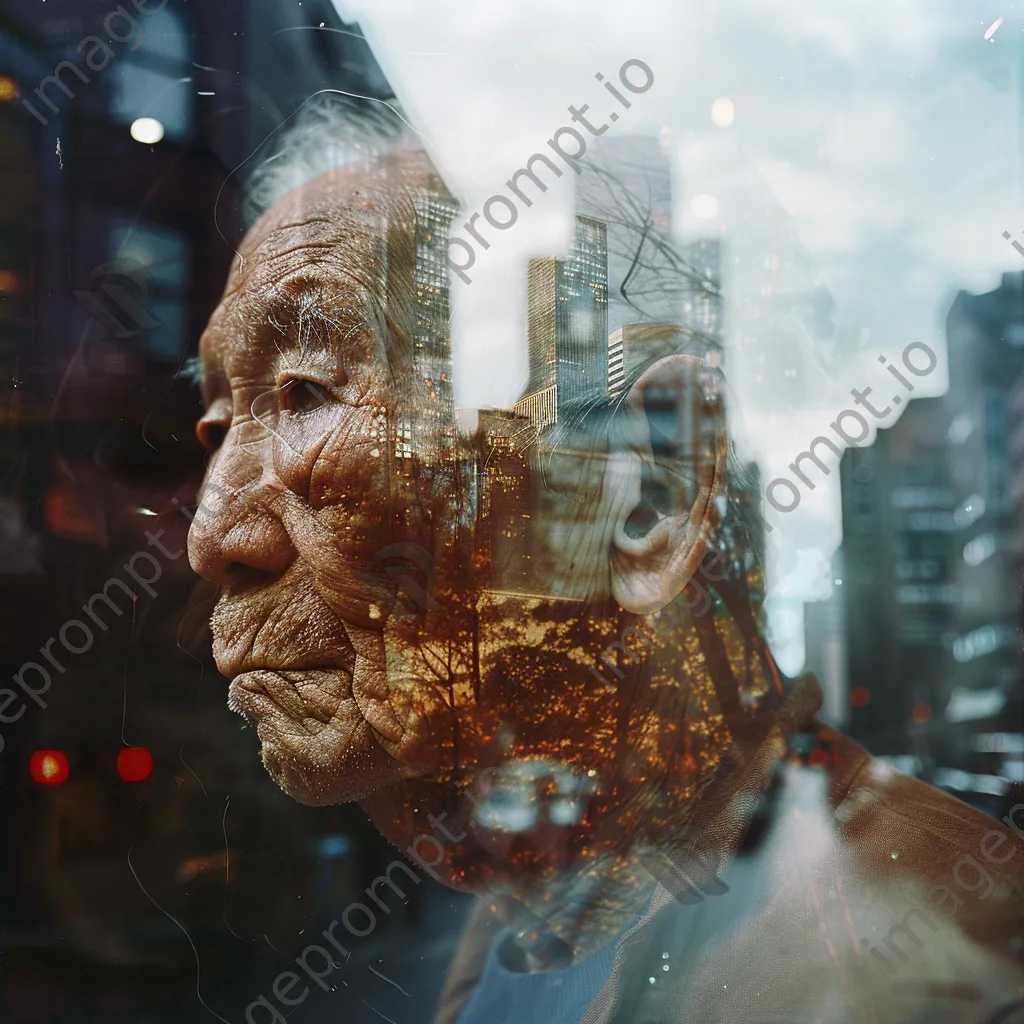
[840,272,1024,778]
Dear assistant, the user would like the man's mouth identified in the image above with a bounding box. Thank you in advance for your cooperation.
[227,664,406,747]
[209,589,447,803]
[228,666,349,721]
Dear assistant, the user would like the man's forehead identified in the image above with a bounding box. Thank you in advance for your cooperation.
[200,169,394,363]
[237,150,441,265]
[198,148,445,386]
[231,169,391,285]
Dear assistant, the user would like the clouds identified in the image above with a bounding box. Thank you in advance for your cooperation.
[333,0,1019,667]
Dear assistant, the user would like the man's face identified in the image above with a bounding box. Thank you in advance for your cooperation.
[189,162,461,806]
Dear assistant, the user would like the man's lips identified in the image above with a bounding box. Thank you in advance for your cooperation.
[228,666,405,746]
[210,593,412,757]
[228,666,348,722]
[212,625,356,676]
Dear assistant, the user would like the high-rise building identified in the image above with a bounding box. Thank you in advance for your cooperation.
[839,396,959,761]
[943,273,1024,755]
[678,238,724,355]
[408,187,459,460]
[476,409,534,589]
[724,174,833,415]
[607,322,692,394]
[518,216,608,426]
[577,135,722,350]
[577,135,672,337]
[839,272,1024,772]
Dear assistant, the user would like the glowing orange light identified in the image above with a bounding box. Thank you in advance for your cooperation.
[850,686,871,708]
[117,746,152,782]
[911,703,932,724]
[0,76,20,102]
[30,750,69,785]
[807,748,829,768]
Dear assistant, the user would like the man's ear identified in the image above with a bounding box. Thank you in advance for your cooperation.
[608,355,728,614]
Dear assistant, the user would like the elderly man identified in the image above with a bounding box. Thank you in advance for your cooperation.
[187,101,1024,1024]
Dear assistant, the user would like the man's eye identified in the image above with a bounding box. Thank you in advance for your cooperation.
[281,379,330,415]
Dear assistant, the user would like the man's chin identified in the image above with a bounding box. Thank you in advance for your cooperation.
[227,668,429,805]
[257,726,414,805]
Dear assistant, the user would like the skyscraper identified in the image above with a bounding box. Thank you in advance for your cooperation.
[607,322,692,395]
[385,179,459,483]
[577,135,722,353]
[516,216,608,426]
[576,135,673,337]
[840,272,1024,773]
[410,187,459,457]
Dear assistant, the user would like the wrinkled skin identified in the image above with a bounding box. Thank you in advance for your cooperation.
[188,155,767,959]
[189,158,455,806]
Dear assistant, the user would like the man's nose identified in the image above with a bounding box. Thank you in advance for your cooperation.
[187,469,297,588]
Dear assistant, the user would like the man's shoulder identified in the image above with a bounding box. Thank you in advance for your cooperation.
[816,735,1024,972]
[827,734,1024,890]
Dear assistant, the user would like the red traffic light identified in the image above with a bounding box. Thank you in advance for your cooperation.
[30,750,69,785]
[117,746,152,782]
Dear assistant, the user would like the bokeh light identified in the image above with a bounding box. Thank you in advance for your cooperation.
[710,97,734,127]
[130,117,165,144]
[850,686,871,708]
[690,193,719,220]
[117,746,153,782]
[30,750,69,785]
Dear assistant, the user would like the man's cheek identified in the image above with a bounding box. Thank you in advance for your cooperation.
[285,407,384,506]
[309,447,387,518]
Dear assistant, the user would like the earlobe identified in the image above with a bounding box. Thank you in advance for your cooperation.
[608,356,728,614]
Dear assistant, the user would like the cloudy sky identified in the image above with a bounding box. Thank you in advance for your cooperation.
[334,0,1021,671]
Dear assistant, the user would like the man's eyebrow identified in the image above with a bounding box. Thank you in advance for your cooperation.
[180,355,205,389]
[262,285,372,360]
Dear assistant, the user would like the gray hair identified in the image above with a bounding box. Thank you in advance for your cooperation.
[243,93,415,225]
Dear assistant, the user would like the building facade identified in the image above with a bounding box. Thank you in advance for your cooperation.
[840,272,1024,776]
[520,216,609,425]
